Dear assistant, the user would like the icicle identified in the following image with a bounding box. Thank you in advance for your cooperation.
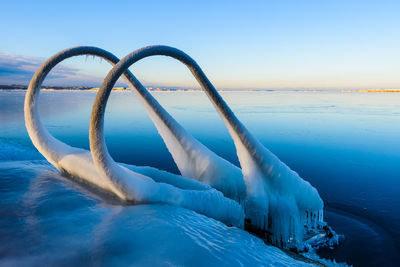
[85,55,88,62]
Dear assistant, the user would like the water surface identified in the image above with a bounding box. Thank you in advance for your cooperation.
[1,90,399,266]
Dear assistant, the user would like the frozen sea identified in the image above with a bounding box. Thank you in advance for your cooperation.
[1,89,399,266]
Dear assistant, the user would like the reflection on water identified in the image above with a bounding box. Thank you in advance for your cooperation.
[1,90,400,266]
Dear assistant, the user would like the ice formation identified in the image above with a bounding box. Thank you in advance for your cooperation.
[24,46,244,227]
[131,89,246,202]
[101,45,324,248]
[25,44,326,249]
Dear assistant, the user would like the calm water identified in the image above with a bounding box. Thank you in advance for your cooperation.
[1,90,400,266]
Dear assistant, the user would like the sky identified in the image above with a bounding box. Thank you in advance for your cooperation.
[0,0,399,89]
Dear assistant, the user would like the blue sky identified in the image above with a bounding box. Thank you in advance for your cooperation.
[1,0,399,89]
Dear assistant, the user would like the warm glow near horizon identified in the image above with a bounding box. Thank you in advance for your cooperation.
[0,0,399,89]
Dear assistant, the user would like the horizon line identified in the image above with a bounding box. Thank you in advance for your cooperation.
[2,83,400,91]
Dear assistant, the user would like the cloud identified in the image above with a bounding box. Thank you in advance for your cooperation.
[0,53,128,86]
[0,53,86,85]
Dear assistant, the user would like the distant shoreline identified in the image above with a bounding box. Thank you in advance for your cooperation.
[1,85,400,93]
[355,89,400,93]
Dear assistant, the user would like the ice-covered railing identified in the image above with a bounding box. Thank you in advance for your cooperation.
[24,46,244,227]
[25,45,326,248]
[24,47,125,195]
[96,45,324,248]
